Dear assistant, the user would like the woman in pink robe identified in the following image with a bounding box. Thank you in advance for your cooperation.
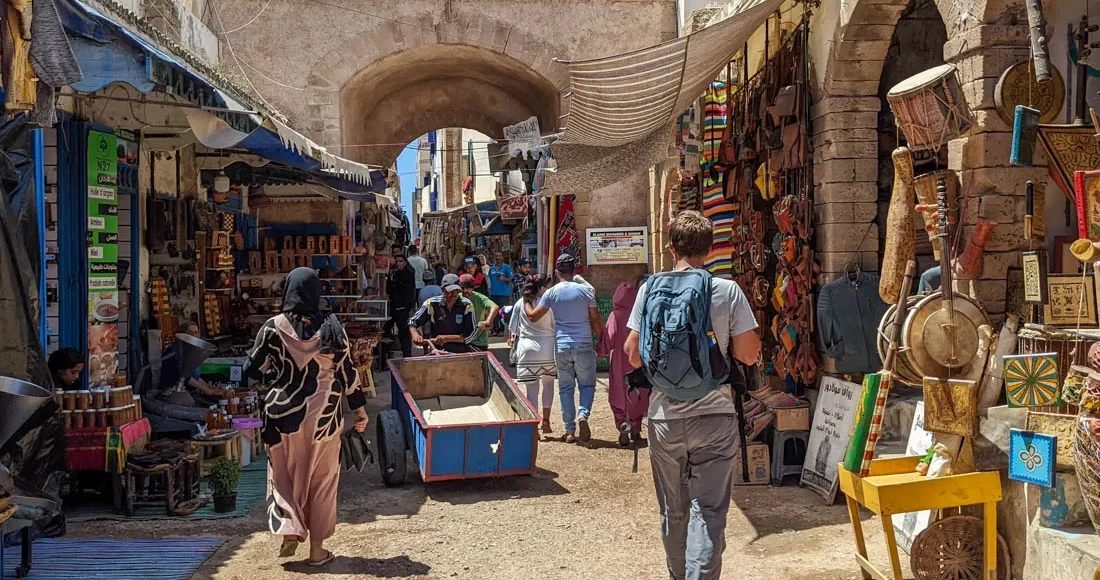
[247,268,368,566]
[601,281,648,446]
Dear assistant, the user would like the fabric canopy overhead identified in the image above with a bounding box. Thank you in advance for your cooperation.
[558,0,784,148]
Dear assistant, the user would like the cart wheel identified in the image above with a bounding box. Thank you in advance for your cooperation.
[377,409,407,487]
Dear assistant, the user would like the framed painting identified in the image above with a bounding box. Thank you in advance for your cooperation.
[1021,251,1047,303]
[1074,170,1100,242]
[1004,353,1061,407]
[1052,236,1077,274]
[1008,429,1056,487]
[1043,274,1098,326]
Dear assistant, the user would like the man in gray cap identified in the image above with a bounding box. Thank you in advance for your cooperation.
[409,273,477,354]
[524,253,602,443]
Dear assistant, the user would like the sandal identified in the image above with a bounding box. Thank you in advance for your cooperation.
[563,433,576,444]
[279,537,300,558]
[307,551,335,567]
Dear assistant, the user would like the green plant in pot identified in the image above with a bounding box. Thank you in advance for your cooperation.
[210,457,241,513]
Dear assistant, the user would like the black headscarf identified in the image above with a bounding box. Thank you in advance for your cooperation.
[282,267,343,352]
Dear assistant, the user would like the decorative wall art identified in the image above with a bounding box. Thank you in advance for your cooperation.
[1004,353,1061,407]
[1043,274,1098,326]
[1008,429,1056,487]
[1038,125,1100,199]
[1021,251,1047,303]
[922,377,978,436]
[1075,170,1100,242]
[995,61,1065,124]
[1026,411,1076,470]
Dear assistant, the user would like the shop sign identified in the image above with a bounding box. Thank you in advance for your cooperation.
[801,375,861,503]
[498,195,530,221]
[504,116,541,156]
[87,130,120,387]
[585,227,648,266]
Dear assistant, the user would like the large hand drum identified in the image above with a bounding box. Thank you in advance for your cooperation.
[887,64,974,151]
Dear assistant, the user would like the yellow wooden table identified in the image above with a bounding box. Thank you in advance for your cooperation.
[838,457,1002,580]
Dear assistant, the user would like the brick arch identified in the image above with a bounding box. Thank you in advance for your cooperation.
[299,14,567,166]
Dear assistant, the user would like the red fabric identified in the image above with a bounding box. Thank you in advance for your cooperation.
[64,419,150,472]
[554,195,583,273]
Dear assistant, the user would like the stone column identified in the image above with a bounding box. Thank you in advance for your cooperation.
[812,96,883,281]
[945,23,1044,322]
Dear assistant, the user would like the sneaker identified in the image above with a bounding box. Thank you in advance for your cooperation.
[578,419,591,443]
[618,421,631,447]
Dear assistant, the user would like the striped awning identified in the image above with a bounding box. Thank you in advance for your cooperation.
[558,0,783,147]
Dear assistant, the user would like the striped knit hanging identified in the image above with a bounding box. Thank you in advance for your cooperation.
[701,82,736,279]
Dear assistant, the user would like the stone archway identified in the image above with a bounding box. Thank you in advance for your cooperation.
[338,43,561,167]
[812,0,1038,304]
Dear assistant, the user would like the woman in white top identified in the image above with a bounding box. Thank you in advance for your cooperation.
[508,274,556,435]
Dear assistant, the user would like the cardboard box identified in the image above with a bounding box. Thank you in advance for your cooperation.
[733,442,770,485]
[774,406,810,431]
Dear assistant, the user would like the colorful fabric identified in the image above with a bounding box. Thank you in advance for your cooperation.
[860,371,893,476]
[701,82,736,279]
[555,195,582,272]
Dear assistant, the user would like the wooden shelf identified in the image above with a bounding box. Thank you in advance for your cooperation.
[207,266,235,271]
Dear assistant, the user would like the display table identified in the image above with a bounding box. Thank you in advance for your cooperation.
[838,456,1002,580]
[192,431,242,476]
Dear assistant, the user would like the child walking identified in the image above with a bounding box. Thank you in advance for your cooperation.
[602,281,648,446]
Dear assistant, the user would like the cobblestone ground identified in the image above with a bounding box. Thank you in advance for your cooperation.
[68,339,903,579]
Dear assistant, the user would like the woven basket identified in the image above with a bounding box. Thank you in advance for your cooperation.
[1074,414,1100,534]
[910,515,1009,580]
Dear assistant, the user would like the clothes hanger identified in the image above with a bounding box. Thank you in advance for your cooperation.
[844,261,860,282]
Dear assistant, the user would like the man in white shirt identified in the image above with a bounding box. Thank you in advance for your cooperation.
[625,211,761,580]
[406,244,429,304]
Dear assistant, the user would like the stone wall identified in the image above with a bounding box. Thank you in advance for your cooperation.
[810,0,1037,324]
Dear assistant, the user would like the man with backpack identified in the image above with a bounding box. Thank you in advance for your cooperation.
[525,253,603,443]
[624,210,761,580]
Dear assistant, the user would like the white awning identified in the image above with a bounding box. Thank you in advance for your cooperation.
[557,0,783,148]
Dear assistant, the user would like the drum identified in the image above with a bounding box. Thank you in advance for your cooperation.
[913,170,959,261]
[902,291,989,378]
[887,64,974,151]
[877,296,924,387]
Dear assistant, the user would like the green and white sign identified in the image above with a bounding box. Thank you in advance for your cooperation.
[87,130,120,386]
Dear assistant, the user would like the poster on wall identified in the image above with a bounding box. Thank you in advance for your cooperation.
[87,130,120,387]
[801,375,861,503]
[585,227,648,266]
[503,116,541,156]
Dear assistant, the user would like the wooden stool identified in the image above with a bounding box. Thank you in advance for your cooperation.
[122,461,188,516]
[193,432,242,477]
[839,457,1002,580]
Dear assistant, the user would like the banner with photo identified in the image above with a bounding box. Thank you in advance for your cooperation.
[87,130,120,387]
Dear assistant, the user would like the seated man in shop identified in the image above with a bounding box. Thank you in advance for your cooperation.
[408,273,477,354]
[160,320,225,406]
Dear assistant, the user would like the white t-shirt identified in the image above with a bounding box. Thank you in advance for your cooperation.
[407,255,429,289]
[626,276,758,420]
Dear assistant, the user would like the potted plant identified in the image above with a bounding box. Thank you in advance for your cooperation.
[210,457,241,513]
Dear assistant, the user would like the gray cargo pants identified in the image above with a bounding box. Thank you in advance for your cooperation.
[649,414,738,580]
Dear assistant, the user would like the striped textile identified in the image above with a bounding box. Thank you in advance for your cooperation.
[701,83,736,279]
[558,0,784,147]
[2,537,225,580]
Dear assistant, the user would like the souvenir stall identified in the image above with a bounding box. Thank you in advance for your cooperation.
[825,31,1100,572]
[27,0,396,525]
[664,12,816,487]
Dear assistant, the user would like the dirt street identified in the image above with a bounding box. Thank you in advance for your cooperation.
[68,344,903,579]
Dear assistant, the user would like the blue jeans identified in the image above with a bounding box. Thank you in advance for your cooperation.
[555,345,597,434]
